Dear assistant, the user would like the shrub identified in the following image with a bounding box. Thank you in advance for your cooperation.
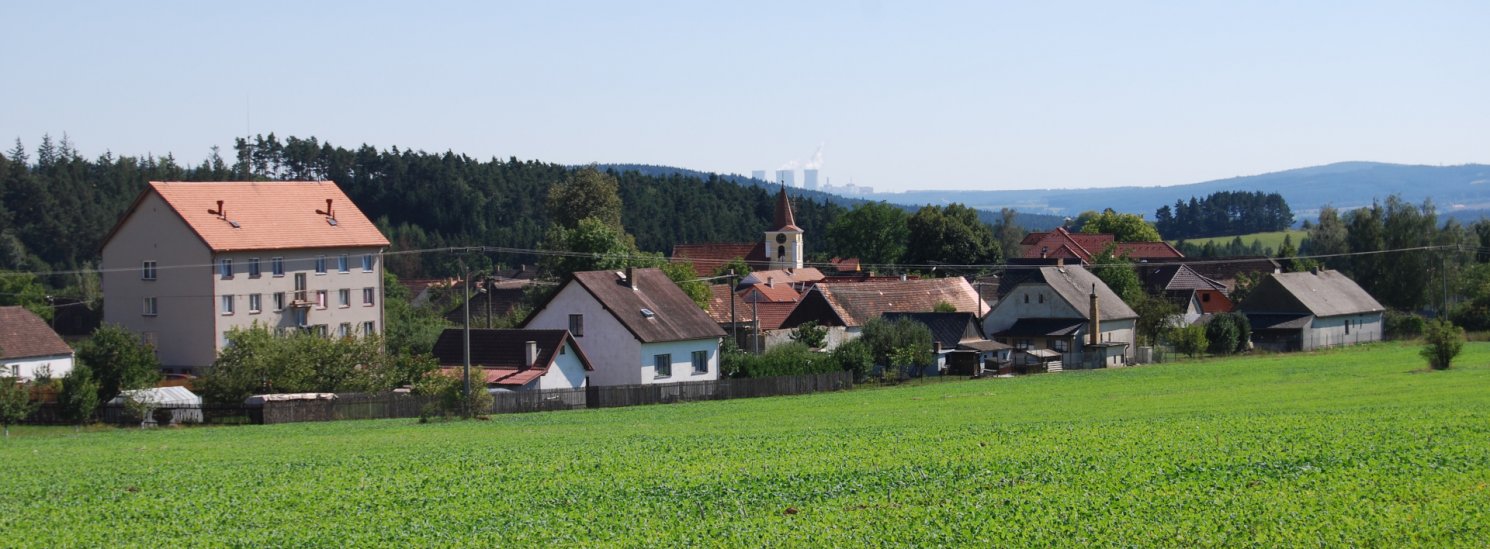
[0,378,37,438]
[413,368,493,418]
[789,321,828,349]
[1420,319,1464,370]
[831,339,874,381]
[860,317,933,371]
[1385,310,1429,339]
[1205,313,1251,355]
[734,342,837,378]
[57,364,100,428]
[1169,324,1209,358]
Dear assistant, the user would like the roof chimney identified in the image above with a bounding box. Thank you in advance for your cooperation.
[626,266,636,290]
[208,200,225,219]
[900,273,908,281]
[767,276,774,289]
[1089,283,1100,346]
[524,341,538,368]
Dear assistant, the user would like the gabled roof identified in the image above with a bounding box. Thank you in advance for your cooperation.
[881,312,986,348]
[1139,264,1229,294]
[1003,265,1138,321]
[994,318,1088,337]
[1114,241,1184,259]
[670,242,766,277]
[529,268,726,343]
[771,184,800,231]
[702,284,797,330]
[740,282,802,303]
[785,277,989,328]
[1020,227,1182,262]
[1241,270,1385,318]
[1143,256,1281,285]
[104,181,389,253]
[741,268,825,288]
[430,328,594,387]
[0,306,73,360]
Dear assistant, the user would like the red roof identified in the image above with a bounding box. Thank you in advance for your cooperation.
[741,282,802,303]
[703,285,800,331]
[0,307,73,360]
[1114,241,1184,259]
[1021,227,1182,262]
[671,242,767,277]
[105,181,389,253]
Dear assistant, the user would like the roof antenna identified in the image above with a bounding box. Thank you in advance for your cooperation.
[316,198,338,226]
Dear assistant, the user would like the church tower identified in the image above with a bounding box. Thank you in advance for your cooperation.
[765,183,804,271]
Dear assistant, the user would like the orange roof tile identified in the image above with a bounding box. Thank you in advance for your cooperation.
[115,181,389,252]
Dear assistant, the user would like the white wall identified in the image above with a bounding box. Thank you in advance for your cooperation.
[537,341,590,390]
[3,354,74,380]
[639,338,720,384]
[212,247,384,347]
[982,284,1086,337]
[526,282,643,386]
[1305,313,1383,350]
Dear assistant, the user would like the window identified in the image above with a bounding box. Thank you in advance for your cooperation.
[692,350,708,374]
[339,323,351,338]
[363,287,375,306]
[219,258,233,279]
[294,273,308,302]
[338,289,351,308]
[141,260,157,281]
[338,254,349,273]
[1201,293,1211,303]
[249,258,261,277]
[1345,319,1351,334]
[273,292,285,311]
[315,255,327,274]
[569,314,584,337]
[1015,338,1032,350]
[221,332,232,349]
[221,295,234,315]
[1023,294,1029,304]
[1051,339,1069,353]
[312,324,328,337]
[1038,293,1044,304]
[272,257,285,277]
[654,353,672,378]
[293,308,308,326]
[362,321,375,335]
[316,290,328,309]
[362,254,374,272]
[142,297,158,316]
[249,293,262,313]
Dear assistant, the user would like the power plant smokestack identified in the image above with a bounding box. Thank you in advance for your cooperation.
[803,169,819,191]
[751,170,767,182]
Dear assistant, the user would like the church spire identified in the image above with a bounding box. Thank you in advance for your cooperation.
[772,182,800,231]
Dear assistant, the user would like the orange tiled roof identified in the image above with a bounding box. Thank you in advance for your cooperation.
[113,181,389,252]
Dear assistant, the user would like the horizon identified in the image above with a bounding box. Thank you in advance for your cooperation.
[4,2,1488,192]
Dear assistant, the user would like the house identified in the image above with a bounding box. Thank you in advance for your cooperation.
[982,264,1138,369]
[523,268,725,386]
[671,183,825,277]
[778,277,990,350]
[704,282,801,353]
[1239,270,1384,351]
[100,181,389,374]
[1020,227,1184,263]
[1137,264,1234,318]
[430,329,593,391]
[0,306,75,380]
[881,312,1010,375]
[445,277,536,328]
[1143,256,1281,294]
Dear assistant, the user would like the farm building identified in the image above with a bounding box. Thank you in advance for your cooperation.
[1239,270,1384,351]
[982,264,1137,370]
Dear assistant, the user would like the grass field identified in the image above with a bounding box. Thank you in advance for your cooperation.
[3,342,1488,546]
[1170,229,1307,250]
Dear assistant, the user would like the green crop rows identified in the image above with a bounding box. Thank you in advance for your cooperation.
[3,342,1488,546]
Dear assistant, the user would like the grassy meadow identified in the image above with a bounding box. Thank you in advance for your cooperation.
[1170,229,1308,251]
[2,342,1488,546]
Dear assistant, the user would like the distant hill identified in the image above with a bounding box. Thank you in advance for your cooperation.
[596,164,1069,231]
[872,162,1490,222]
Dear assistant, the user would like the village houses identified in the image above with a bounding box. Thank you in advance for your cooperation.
[983,263,1138,370]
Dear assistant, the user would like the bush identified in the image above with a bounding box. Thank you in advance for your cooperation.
[830,339,874,381]
[413,368,493,418]
[1385,310,1429,339]
[1420,319,1464,370]
[733,342,838,378]
[860,317,933,372]
[57,364,100,427]
[0,378,37,438]
[789,321,828,349]
[1449,298,1490,332]
[1169,324,1208,358]
[1205,313,1251,355]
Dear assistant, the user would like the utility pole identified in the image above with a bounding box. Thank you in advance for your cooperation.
[461,258,471,417]
[729,269,737,347]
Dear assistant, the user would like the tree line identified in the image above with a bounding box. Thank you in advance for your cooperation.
[1155,191,1294,240]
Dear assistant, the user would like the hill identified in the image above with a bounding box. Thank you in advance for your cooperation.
[4,341,1487,544]
[876,161,1490,221]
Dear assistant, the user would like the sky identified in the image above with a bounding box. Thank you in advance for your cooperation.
[3,1,1488,192]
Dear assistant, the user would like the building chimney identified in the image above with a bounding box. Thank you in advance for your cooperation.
[524,341,538,368]
[934,341,943,353]
[626,266,636,290]
[209,200,225,219]
[767,276,774,289]
[900,273,908,281]
[1089,283,1100,346]
[1056,257,1064,268]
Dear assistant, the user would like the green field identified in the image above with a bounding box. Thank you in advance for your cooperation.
[3,342,1488,546]
[1170,229,1307,250]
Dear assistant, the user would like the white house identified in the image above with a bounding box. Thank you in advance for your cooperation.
[523,268,725,386]
[0,306,74,380]
[100,181,389,374]
[983,264,1138,369]
[430,328,593,391]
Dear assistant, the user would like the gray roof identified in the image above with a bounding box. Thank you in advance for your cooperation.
[881,312,984,348]
[1246,270,1384,318]
[1016,266,1138,321]
[559,268,726,343]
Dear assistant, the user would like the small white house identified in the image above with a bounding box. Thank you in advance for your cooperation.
[0,306,75,380]
[430,328,593,391]
[523,268,725,386]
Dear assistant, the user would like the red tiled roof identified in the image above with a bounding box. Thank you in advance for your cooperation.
[789,277,989,328]
[741,282,802,303]
[1114,241,1184,259]
[106,181,389,253]
[0,307,73,360]
[1021,227,1182,262]
[671,242,766,277]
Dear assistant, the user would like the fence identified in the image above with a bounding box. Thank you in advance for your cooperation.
[21,371,855,426]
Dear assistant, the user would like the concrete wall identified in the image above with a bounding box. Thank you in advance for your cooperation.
[537,340,590,390]
[212,247,384,347]
[1305,313,1383,351]
[101,192,216,371]
[2,354,73,380]
[526,282,643,386]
